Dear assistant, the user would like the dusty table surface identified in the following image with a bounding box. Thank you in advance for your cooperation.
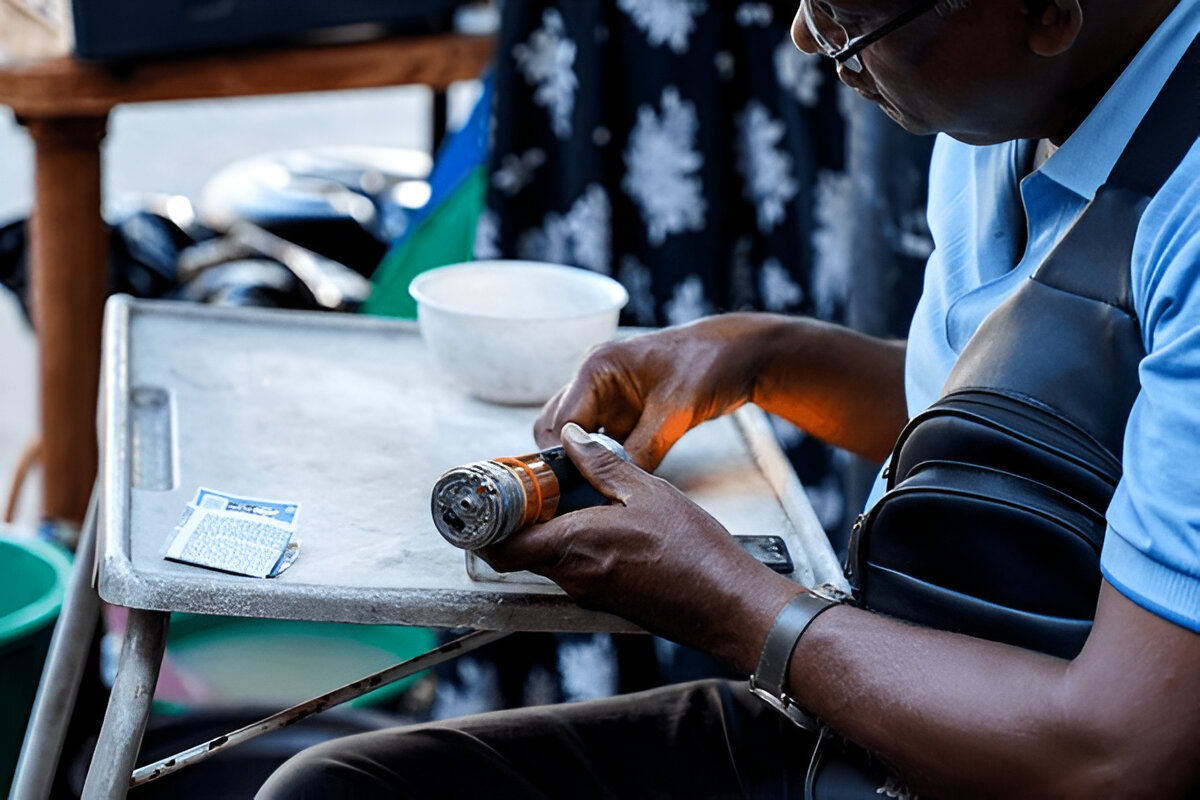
[98,296,843,633]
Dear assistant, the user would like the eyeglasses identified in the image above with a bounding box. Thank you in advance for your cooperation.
[800,0,945,73]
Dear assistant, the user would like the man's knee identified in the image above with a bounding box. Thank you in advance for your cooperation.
[256,728,446,800]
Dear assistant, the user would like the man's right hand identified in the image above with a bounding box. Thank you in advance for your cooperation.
[534,311,910,467]
[533,314,773,470]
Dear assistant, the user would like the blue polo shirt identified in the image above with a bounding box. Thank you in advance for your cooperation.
[900,0,1200,633]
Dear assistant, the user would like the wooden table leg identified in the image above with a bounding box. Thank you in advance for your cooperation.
[21,114,110,527]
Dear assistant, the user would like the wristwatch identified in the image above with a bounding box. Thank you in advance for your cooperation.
[747,585,845,729]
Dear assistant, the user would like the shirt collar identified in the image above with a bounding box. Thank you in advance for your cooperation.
[1038,0,1200,200]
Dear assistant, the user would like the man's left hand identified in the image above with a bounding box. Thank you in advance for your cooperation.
[478,422,799,669]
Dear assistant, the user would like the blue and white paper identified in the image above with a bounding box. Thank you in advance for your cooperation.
[165,487,301,578]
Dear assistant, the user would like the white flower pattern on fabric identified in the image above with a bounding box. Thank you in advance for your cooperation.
[812,168,855,317]
[430,658,501,720]
[623,87,707,246]
[558,635,619,702]
[664,275,713,325]
[513,9,578,139]
[517,184,612,274]
[517,215,566,265]
[736,100,799,234]
[896,208,936,260]
[734,3,773,26]
[774,41,824,107]
[876,776,920,800]
[618,254,658,325]
[473,208,501,260]
[492,148,547,196]
[521,664,560,707]
[759,257,805,312]
[567,184,613,274]
[618,0,707,54]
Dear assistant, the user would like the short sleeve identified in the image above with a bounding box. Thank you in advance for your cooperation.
[1102,140,1200,632]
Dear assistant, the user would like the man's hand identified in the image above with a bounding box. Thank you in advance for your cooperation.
[534,316,768,471]
[481,422,799,663]
[534,312,910,467]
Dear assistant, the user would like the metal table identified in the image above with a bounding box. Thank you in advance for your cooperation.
[16,296,846,798]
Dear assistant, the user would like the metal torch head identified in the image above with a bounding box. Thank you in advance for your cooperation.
[430,460,527,549]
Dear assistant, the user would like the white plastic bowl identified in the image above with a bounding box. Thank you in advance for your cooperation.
[409,261,629,405]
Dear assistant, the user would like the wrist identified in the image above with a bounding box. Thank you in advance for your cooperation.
[740,314,813,409]
[718,570,809,675]
[706,312,794,409]
[747,585,846,729]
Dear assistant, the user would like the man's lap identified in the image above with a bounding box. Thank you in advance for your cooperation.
[257,678,824,799]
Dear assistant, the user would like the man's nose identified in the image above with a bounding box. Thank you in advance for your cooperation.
[791,4,821,54]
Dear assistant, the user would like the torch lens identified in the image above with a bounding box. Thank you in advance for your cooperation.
[430,461,525,549]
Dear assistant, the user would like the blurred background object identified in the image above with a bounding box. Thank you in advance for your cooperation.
[197,146,434,272]
[0,0,477,61]
[0,64,485,530]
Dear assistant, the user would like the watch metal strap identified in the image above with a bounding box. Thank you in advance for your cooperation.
[748,590,840,729]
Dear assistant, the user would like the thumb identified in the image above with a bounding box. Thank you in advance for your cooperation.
[560,422,642,504]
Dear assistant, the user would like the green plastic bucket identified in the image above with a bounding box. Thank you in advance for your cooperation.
[0,537,72,796]
[154,614,438,714]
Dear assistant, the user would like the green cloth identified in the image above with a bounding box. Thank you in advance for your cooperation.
[362,166,487,319]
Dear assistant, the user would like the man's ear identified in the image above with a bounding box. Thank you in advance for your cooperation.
[1026,0,1083,57]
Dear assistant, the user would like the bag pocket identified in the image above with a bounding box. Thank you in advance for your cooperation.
[850,460,1104,658]
[889,388,1121,512]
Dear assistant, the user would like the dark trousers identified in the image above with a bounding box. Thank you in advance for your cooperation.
[256,679,904,799]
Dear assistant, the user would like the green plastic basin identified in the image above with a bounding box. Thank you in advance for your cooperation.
[157,614,438,713]
[0,537,72,796]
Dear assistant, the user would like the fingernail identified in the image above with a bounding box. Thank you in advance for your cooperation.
[561,422,592,445]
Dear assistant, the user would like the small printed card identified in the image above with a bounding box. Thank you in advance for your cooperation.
[165,487,301,578]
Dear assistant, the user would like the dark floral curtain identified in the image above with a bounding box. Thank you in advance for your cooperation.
[478,1,849,326]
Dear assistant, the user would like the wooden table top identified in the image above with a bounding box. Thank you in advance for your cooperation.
[0,31,495,118]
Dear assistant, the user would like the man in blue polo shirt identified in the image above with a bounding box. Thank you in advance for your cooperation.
[261,0,1200,796]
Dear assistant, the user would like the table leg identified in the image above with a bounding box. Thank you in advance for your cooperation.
[80,607,169,800]
[21,114,110,528]
[11,489,101,799]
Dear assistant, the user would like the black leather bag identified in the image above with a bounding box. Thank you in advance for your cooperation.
[846,35,1200,660]
[848,388,1118,658]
